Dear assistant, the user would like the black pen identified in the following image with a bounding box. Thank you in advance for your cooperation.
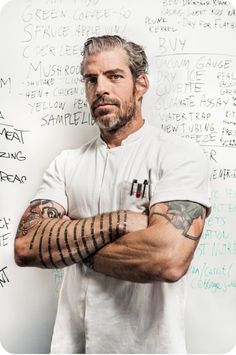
[148,169,152,200]
[142,179,148,198]
[130,179,137,196]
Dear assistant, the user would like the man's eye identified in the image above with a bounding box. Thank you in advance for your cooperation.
[85,77,97,85]
[111,74,122,80]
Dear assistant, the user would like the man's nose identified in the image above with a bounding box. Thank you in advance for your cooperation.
[95,76,110,97]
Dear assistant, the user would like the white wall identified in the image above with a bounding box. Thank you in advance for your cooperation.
[0,0,236,353]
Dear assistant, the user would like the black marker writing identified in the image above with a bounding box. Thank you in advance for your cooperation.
[0,151,26,161]
[0,111,5,120]
[0,77,11,93]
[0,233,10,247]
[0,171,27,184]
[0,217,11,230]
[41,111,95,126]
[0,267,9,287]
[0,123,30,144]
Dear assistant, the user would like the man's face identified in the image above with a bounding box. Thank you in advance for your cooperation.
[83,48,137,132]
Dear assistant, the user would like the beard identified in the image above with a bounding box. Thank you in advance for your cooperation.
[91,95,136,132]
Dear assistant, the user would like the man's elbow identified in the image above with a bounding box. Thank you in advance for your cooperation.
[161,264,188,283]
[14,238,32,267]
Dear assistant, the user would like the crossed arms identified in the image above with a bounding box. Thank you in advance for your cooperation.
[14,199,206,283]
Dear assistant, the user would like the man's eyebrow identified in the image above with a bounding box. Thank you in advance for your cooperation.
[104,69,126,75]
[83,69,126,78]
[83,73,97,79]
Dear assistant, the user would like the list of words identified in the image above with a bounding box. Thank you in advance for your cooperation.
[0,109,29,185]
[19,0,132,128]
[147,0,236,293]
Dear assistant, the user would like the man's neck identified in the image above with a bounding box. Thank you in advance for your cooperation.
[100,117,144,149]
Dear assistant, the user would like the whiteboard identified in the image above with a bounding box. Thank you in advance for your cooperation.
[0,0,236,353]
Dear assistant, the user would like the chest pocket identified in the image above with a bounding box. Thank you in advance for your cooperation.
[119,177,151,214]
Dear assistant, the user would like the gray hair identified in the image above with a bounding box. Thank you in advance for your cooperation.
[80,35,148,79]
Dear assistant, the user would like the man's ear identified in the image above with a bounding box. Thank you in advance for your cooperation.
[135,74,149,101]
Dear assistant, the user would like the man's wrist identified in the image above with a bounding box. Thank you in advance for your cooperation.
[115,210,127,238]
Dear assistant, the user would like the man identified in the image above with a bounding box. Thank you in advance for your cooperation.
[15,35,211,353]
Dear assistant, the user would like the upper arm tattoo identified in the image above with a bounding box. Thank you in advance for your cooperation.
[151,201,206,241]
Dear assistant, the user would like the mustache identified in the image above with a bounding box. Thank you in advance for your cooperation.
[91,96,120,110]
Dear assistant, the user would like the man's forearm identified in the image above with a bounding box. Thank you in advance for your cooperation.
[85,201,206,283]
[87,228,159,283]
[15,206,128,269]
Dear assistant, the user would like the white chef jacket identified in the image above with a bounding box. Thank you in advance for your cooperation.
[33,121,211,354]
